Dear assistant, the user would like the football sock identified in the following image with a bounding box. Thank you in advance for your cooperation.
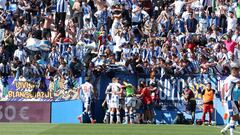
[117,112,121,123]
[110,111,114,124]
[125,111,129,123]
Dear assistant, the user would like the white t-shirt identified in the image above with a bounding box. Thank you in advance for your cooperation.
[227,17,237,32]
[13,49,27,64]
[106,82,121,101]
[199,18,208,32]
[182,11,191,21]
[173,1,186,15]
[80,82,93,98]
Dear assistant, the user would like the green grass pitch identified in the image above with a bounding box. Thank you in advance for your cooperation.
[0,123,239,135]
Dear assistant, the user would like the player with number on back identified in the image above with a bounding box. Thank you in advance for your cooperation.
[77,76,96,124]
[221,63,240,135]
[108,77,122,124]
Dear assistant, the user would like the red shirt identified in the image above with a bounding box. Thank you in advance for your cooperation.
[224,40,236,53]
[187,43,196,52]
[140,87,152,105]
[98,35,111,46]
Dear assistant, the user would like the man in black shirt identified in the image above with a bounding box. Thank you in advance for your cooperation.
[185,13,198,33]
[69,57,82,79]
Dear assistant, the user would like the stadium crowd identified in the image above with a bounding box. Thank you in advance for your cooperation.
[0,0,240,126]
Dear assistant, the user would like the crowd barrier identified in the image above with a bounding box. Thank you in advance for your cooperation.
[0,73,228,125]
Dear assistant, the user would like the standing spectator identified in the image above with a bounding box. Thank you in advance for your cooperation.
[56,0,68,27]
[170,0,196,16]
[224,35,237,54]
[94,4,109,32]
[72,0,83,29]
[69,57,82,79]
[182,86,196,124]
[3,29,14,61]
[185,13,198,34]
[14,26,27,46]
[197,12,208,34]
[48,47,59,68]
[173,14,185,33]
[0,60,11,97]
[13,45,27,65]
[42,12,53,39]
[207,12,219,28]
[62,47,72,65]
[219,9,227,34]
[201,82,215,125]
[182,5,192,21]
[227,10,237,33]
[82,1,92,26]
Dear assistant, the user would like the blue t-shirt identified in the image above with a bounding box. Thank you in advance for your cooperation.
[233,87,240,101]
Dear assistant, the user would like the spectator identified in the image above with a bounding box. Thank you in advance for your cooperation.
[185,13,198,34]
[182,86,196,124]
[55,0,68,27]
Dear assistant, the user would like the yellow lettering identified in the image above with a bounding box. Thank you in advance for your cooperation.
[8,91,14,98]
[16,92,20,97]
[36,92,41,98]
[40,92,44,98]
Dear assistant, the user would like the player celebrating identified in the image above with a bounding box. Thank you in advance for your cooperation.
[221,63,240,135]
[78,77,96,124]
[107,77,122,124]
[123,80,136,124]
[102,79,112,124]
[201,82,215,125]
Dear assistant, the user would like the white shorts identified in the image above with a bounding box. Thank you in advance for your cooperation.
[224,101,239,117]
[110,95,120,109]
[125,97,136,108]
[106,99,111,108]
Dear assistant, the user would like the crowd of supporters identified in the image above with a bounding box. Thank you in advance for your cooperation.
[0,0,239,124]
[0,0,240,83]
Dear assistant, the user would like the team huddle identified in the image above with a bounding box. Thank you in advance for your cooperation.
[77,77,159,124]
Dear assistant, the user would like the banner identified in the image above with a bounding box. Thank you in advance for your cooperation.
[97,73,219,114]
[97,74,218,111]
[0,77,81,101]
[0,101,50,123]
